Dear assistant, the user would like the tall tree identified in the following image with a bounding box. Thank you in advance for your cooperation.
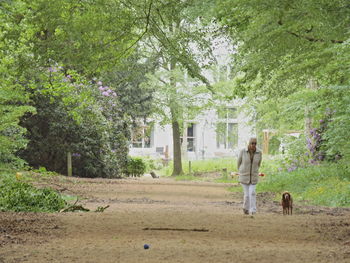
[215,0,350,97]
[0,1,36,168]
[139,0,214,175]
[214,0,350,160]
[0,0,158,173]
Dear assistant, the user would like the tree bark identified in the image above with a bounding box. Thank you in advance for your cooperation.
[181,122,188,160]
[161,19,184,176]
[171,111,183,176]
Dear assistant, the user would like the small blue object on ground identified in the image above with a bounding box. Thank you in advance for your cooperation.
[144,244,150,249]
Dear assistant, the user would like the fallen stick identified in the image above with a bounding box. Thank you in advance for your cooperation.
[95,205,110,212]
[143,227,209,232]
[60,205,90,212]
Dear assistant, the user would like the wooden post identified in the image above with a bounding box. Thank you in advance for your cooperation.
[164,145,169,159]
[67,152,72,177]
[189,161,192,175]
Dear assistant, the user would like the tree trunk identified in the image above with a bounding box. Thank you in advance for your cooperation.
[169,20,183,176]
[181,122,188,160]
[171,112,183,176]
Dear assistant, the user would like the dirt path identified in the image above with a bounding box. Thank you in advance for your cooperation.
[1,176,350,263]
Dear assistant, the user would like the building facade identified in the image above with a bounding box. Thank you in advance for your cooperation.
[129,104,255,160]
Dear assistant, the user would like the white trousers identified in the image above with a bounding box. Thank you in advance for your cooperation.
[242,183,257,214]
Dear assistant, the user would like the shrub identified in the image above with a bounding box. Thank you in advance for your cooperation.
[136,156,164,171]
[19,91,129,178]
[0,173,66,212]
[125,157,146,177]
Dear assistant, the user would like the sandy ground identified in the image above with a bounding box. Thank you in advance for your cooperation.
[0,175,350,263]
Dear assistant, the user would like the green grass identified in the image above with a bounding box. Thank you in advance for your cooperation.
[159,158,237,177]
[238,161,350,207]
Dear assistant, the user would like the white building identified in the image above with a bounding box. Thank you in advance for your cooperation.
[130,31,256,160]
[129,103,255,160]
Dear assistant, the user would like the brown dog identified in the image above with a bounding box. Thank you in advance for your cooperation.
[281,191,293,215]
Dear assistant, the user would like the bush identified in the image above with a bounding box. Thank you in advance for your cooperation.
[134,156,164,171]
[0,173,66,212]
[125,157,146,177]
[19,91,129,178]
[281,134,309,172]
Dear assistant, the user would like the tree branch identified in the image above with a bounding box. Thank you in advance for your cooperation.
[287,30,344,44]
[120,0,153,54]
[149,16,215,94]
[278,19,344,44]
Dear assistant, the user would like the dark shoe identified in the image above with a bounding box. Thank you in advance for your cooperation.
[243,209,249,215]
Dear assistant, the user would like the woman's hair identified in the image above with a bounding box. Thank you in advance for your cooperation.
[248,137,257,145]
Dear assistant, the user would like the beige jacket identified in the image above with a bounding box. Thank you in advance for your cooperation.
[237,148,262,184]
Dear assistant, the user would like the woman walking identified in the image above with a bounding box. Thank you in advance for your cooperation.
[237,137,262,215]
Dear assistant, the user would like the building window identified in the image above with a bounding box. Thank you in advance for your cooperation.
[131,121,154,148]
[216,123,238,149]
[216,107,238,149]
[217,107,238,119]
[181,123,196,152]
[187,123,195,152]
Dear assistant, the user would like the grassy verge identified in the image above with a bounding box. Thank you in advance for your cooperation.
[228,161,350,207]
[159,158,237,177]
[0,169,67,212]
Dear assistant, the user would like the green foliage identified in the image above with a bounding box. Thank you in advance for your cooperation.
[25,0,143,74]
[0,173,66,212]
[0,84,34,166]
[257,161,350,207]
[19,87,129,178]
[319,86,350,159]
[215,0,350,97]
[137,157,164,172]
[142,66,212,127]
[245,85,350,163]
[0,6,36,167]
[281,135,309,171]
[0,0,158,175]
[125,157,147,177]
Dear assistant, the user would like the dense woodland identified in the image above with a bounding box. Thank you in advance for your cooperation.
[1,0,349,181]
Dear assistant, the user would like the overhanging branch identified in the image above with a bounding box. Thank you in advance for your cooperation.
[287,31,344,44]
[277,19,344,44]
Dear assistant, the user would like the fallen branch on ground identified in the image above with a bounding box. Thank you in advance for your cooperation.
[59,197,90,212]
[95,205,110,212]
[60,205,90,212]
[143,227,209,232]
